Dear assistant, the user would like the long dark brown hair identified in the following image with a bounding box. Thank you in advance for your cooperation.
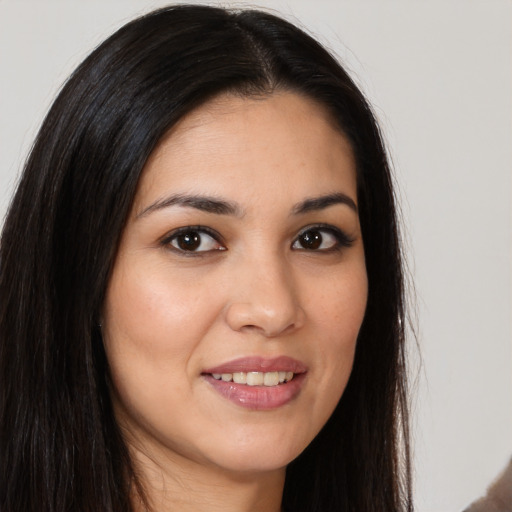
[0,5,412,511]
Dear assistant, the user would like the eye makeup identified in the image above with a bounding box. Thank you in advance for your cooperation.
[293,223,355,252]
[159,222,355,257]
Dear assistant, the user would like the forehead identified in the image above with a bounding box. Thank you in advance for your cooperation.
[133,92,357,214]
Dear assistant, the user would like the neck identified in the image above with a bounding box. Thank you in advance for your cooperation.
[129,441,286,512]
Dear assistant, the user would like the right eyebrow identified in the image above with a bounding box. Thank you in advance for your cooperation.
[135,193,243,219]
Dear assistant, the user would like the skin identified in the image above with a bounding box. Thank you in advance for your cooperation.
[103,91,368,512]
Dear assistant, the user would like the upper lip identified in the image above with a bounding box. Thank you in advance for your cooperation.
[202,356,307,375]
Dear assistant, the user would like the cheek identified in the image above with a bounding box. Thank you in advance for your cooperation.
[101,260,224,441]
[103,261,221,363]
[100,261,225,427]
[301,261,367,431]
[311,261,368,347]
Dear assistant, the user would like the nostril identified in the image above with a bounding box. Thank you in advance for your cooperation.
[240,323,295,337]
[225,286,305,337]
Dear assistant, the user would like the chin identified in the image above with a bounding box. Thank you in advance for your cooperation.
[201,430,310,475]
[209,452,294,475]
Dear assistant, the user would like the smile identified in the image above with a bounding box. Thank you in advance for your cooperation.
[202,356,307,410]
[210,371,295,386]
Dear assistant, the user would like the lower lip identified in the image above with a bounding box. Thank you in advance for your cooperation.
[203,373,306,410]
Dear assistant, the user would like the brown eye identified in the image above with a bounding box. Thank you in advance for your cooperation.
[167,229,224,253]
[175,232,201,251]
[292,226,352,251]
[298,230,324,250]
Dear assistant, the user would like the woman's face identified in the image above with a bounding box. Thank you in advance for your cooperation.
[103,92,368,475]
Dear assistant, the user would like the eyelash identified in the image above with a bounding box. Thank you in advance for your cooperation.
[160,225,225,256]
[293,224,355,252]
[161,223,355,255]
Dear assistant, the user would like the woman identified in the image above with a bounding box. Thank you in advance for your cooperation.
[0,5,411,511]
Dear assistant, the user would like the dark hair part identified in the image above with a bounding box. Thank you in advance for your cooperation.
[0,5,412,511]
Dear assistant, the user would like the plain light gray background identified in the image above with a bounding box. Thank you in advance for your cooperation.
[1,1,511,511]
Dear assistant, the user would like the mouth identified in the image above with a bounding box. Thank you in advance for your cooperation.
[202,356,307,410]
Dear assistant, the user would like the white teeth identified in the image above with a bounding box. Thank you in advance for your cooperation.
[210,371,295,386]
[246,372,264,386]
[263,371,279,386]
[232,372,247,384]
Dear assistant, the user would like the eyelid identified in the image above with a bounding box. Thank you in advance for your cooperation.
[160,225,226,254]
[292,223,355,251]
[159,223,355,255]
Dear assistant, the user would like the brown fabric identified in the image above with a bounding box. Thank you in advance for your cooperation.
[464,458,512,512]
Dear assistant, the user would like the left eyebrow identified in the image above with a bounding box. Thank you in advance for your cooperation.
[291,193,358,215]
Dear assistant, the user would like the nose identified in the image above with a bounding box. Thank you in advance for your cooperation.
[225,256,305,338]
